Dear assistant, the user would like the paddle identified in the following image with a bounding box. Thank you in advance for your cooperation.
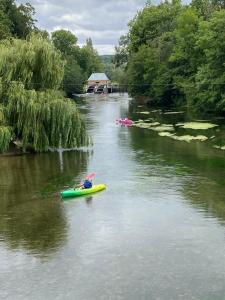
[75,172,96,189]
[86,172,96,181]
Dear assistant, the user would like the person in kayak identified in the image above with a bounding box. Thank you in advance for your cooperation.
[75,172,96,189]
[82,178,93,189]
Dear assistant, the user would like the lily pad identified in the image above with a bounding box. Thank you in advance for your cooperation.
[213,145,225,150]
[172,135,208,142]
[176,122,218,130]
[151,110,162,113]
[164,111,184,115]
[158,132,175,137]
[132,122,160,128]
[151,125,175,132]
[132,123,152,129]
[158,133,208,142]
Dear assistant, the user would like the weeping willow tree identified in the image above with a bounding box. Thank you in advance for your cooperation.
[0,34,89,152]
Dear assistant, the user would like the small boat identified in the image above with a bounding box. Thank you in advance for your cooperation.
[61,184,106,199]
[116,118,134,126]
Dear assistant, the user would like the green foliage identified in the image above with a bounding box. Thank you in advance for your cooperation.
[0,34,89,152]
[125,1,181,104]
[194,10,225,111]
[169,7,201,102]
[0,9,12,40]
[128,0,181,52]
[79,40,103,77]
[63,58,84,96]
[12,3,36,38]
[0,125,12,152]
[0,0,36,39]
[120,0,225,112]
[52,31,103,95]
[114,35,129,67]
[52,29,78,56]
[6,83,88,151]
[127,45,157,95]
[0,34,64,90]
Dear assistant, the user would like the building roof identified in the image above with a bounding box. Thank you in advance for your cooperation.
[88,73,109,81]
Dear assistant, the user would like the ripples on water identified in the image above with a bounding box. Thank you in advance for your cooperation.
[1,93,225,300]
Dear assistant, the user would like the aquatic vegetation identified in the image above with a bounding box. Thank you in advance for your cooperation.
[132,123,152,128]
[133,119,144,123]
[159,131,208,142]
[164,111,184,115]
[158,132,175,137]
[132,122,160,128]
[172,135,208,142]
[214,145,225,150]
[151,125,175,132]
[138,111,150,114]
[151,110,162,113]
[176,122,218,130]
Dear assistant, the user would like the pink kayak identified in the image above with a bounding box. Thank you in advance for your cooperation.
[116,118,133,126]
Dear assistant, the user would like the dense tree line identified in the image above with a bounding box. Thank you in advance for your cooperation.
[115,0,225,113]
[0,0,102,152]
[52,31,103,96]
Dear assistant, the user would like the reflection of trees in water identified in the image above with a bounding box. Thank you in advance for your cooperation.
[129,126,225,223]
[129,125,225,180]
[182,179,225,223]
[0,198,67,256]
[0,149,90,256]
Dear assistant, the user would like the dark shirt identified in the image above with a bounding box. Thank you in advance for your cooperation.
[83,180,92,189]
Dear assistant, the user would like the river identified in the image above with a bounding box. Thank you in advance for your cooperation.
[1,93,225,300]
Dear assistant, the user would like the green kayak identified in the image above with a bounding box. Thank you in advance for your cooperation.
[61,184,106,199]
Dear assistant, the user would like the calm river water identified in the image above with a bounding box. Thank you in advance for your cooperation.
[1,93,225,300]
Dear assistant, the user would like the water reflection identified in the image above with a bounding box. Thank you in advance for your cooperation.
[0,149,90,256]
[128,114,225,224]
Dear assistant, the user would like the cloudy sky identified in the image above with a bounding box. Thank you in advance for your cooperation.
[16,0,151,55]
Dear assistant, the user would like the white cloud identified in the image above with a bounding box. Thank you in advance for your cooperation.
[16,0,190,54]
[16,0,148,54]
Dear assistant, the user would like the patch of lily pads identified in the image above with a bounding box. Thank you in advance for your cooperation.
[132,121,160,128]
[213,145,225,150]
[176,122,218,130]
[158,132,208,142]
[151,125,175,132]
[132,120,210,143]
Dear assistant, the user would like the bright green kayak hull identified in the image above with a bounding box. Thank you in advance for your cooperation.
[61,184,106,199]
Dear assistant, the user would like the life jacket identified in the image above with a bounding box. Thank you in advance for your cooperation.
[83,180,92,189]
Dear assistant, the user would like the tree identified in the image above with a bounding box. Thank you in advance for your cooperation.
[79,39,103,77]
[194,10,225,111]
[52,29,78,56]
[0,9,12,40]
[0,0,36,38]
[169,7,201,103]
[125,1,182,105]
[0,34,89,152]
[62,58,84,96]
[12,3,36,38]
[128,0,182,52]
[114,35,129,67]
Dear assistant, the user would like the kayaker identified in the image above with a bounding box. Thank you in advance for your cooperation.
[82,178,93,189]
[75,172,96,189]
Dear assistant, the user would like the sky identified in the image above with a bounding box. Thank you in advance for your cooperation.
[16,0,150,55]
